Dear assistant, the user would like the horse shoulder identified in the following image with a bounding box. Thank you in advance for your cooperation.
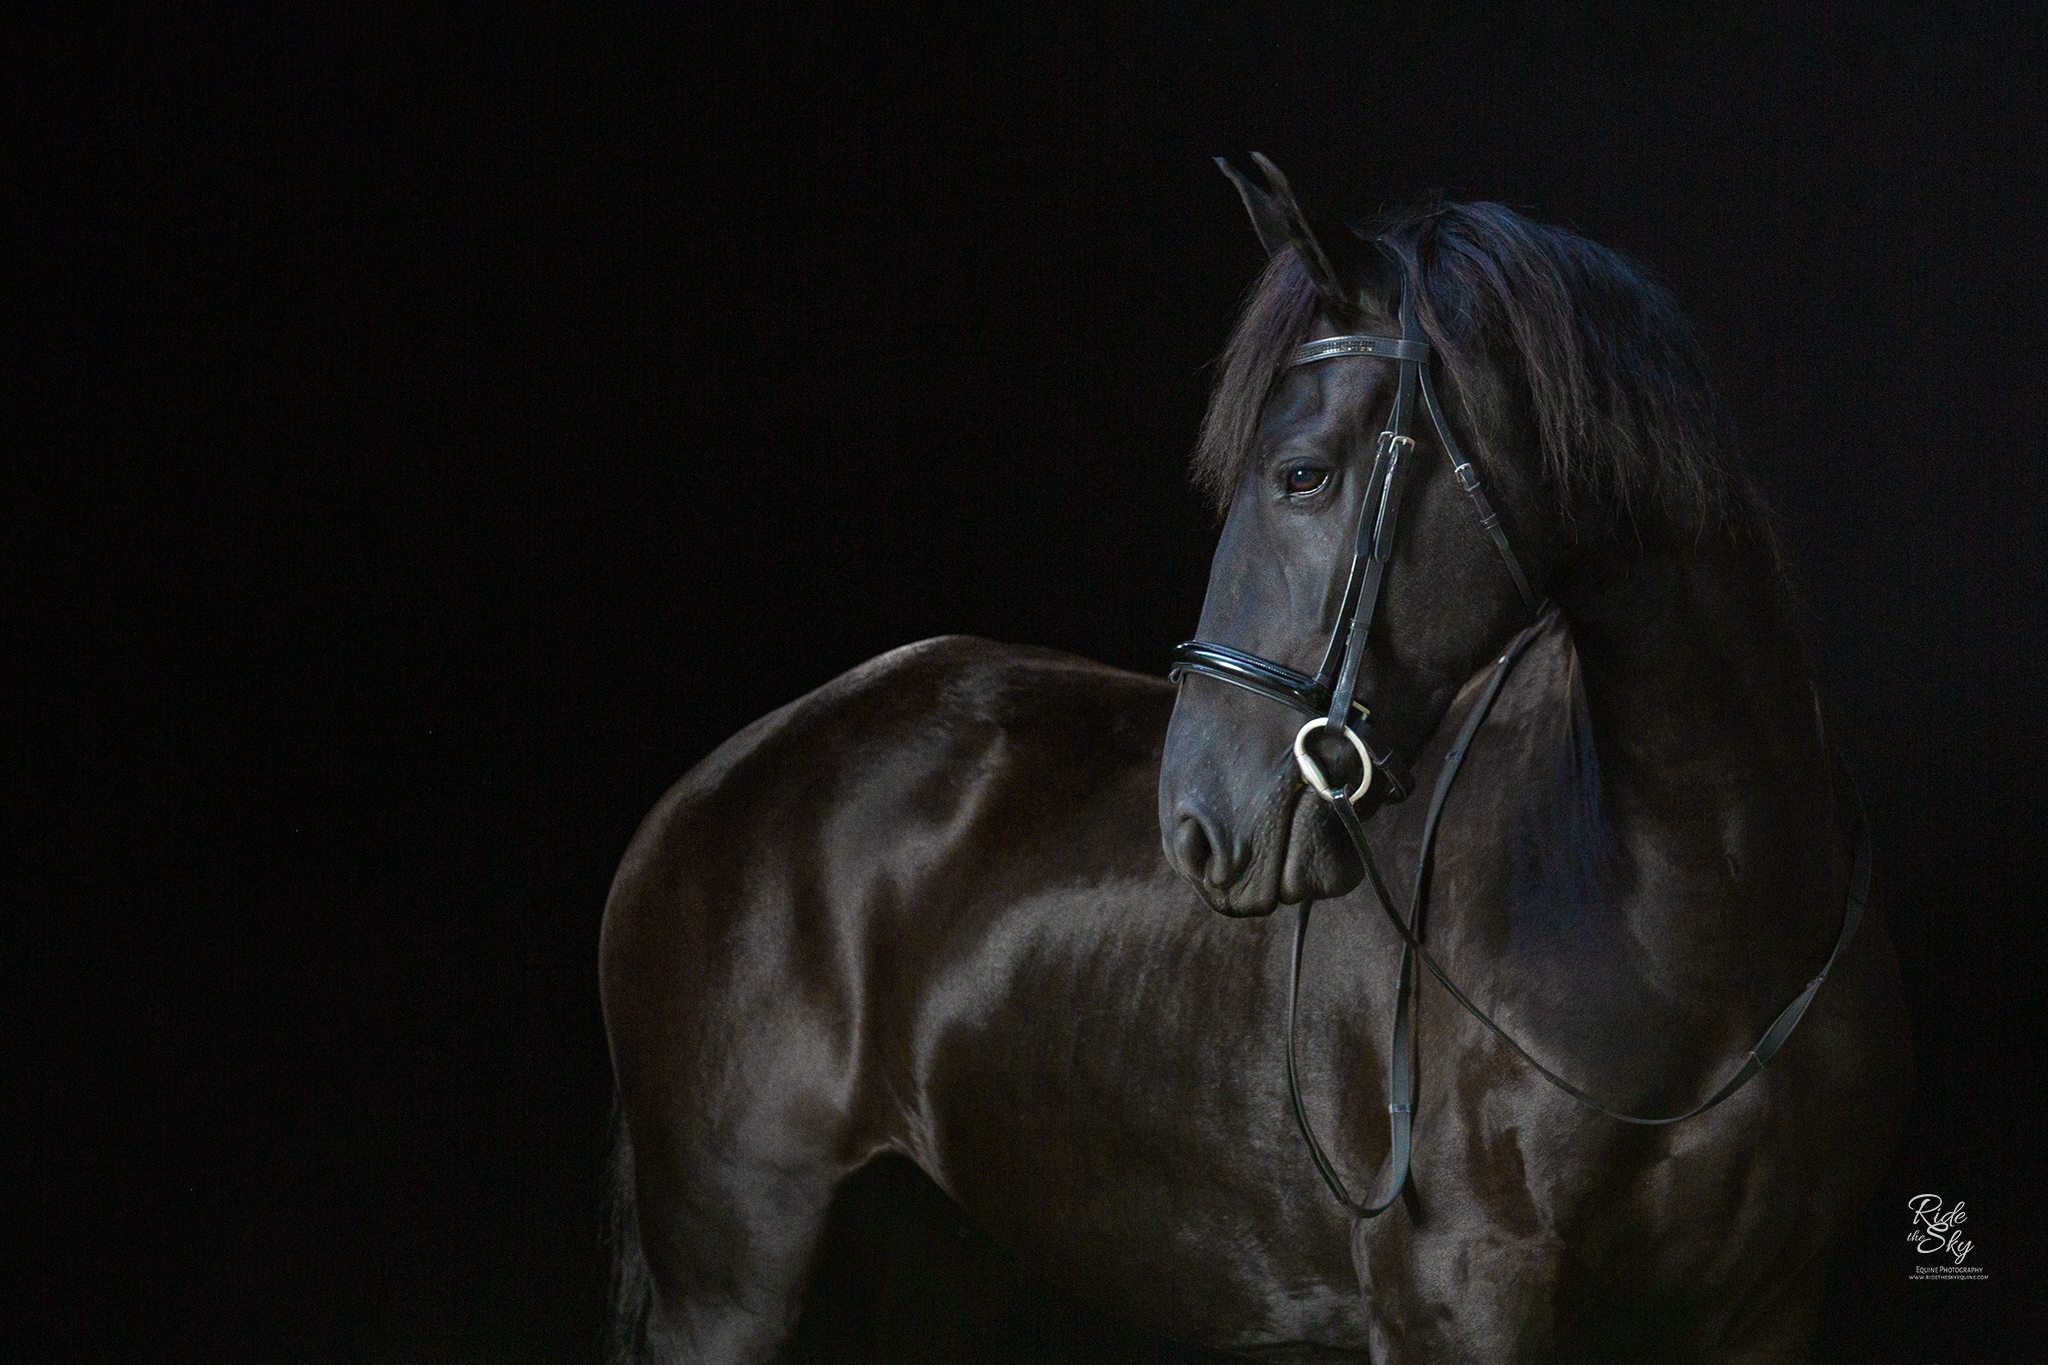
[599,634,1174,1115]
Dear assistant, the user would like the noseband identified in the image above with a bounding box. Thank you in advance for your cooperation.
[1166,249,1870,1219]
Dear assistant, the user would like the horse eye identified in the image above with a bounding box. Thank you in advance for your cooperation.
[1284,463,1330,496]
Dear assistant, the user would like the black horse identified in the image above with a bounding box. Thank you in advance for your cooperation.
[600,160,1910,1363]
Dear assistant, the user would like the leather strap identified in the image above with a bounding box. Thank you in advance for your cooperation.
[1182,246,1862,1220]
[1312,441,1394,695]
[1325,438,1404,733]
[1168,642,1415,802]
[1286,290,1539,620]
[1284,610,1544,1214]
[1289,335,1431,366]
[1320,276,1426,753]
[1332,785,1870,1128]
[1283,610,1874,1214]
[1418,361,1539,615]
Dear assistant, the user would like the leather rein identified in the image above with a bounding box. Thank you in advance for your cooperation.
[1169,253,1871,1218]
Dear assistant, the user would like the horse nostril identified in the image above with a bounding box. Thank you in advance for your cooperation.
[1172,807,1238,889]
[1172,813,1210,876]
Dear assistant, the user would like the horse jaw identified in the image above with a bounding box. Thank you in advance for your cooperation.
[1278,781,1370,907]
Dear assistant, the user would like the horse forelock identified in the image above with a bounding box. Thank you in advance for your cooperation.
[1192,197,1776,561]
[1190,246,1321,514]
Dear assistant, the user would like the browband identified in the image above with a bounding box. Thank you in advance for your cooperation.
[1288,334,1429,367]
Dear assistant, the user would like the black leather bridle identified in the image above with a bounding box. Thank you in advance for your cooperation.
[1171,257,1537,807]
[1167,249,1870,1219]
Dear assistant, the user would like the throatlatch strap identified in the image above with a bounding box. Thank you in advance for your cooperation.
[1417,362,1539,615]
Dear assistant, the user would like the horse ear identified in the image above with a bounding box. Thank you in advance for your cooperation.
[1215,156,1292,259]
[1245,152,1396,321]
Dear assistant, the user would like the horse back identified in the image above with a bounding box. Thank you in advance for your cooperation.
[599,635,1176,1168]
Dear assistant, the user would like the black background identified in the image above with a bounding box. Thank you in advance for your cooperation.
[10,3,2044,1360]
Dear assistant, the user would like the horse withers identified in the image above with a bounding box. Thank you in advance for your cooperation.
[599,160,1909,1363]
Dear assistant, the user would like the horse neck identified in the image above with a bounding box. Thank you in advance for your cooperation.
[1548,533,1841,958]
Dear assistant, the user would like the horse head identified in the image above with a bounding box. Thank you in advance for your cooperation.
[1159,157,1564,916]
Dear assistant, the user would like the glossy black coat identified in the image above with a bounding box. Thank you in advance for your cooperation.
[601,176,1910,1363]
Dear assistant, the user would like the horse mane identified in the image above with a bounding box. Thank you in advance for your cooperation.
[1192,198,1770,554]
